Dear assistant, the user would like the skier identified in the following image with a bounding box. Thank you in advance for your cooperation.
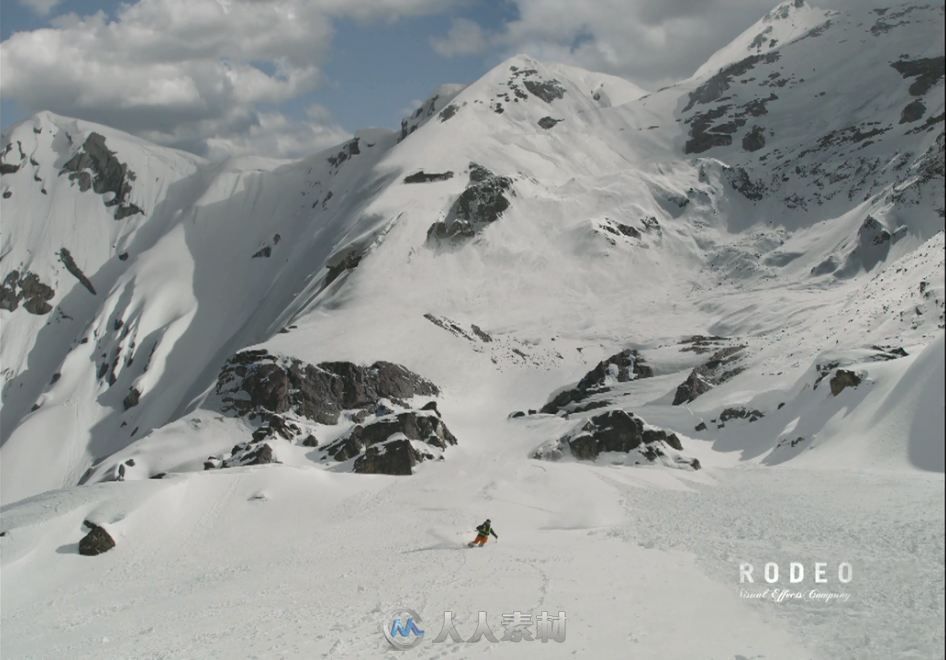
[468,519,498,547]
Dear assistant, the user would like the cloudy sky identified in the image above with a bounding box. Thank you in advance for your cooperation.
[1,0,777,159]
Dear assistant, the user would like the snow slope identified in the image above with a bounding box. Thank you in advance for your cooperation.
[1,0,943,657]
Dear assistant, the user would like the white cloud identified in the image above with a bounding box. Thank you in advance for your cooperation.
[1,0,457,158]
[431,0,777,87]
[430,17,491,57]
[17,0,62,16]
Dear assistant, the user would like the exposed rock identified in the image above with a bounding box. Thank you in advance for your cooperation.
[531,409,699,470]
[251,246,272,259]
[123,387,141,410]
[58,248,96,295]
[742,125,767,151]
[723,166,767,200]
[537,116,563,129]
[215,350,439,431]
[672,345,746,405]
[327,138,360,169]
[427,163,512,246]
[829,369,862,396]
[598,219,641,241]
[78,522,115,556]
[322,410,457,475]
[0,270,55,314]
[439,104,458,122]
[891,56,945,96]
[523,78,566,103]
[716,407,764,427]
[59,132,143,220]
[301,434,319,447]
[679,335,728,354]
[684,52,781,111]
[900,99,926,124]
[695,421,707,432]
[353,438,424,476]
[404,170,454,184]
[323,242,366,288]
[542,349,653,415]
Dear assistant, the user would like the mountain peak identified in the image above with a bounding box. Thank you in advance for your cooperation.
[692,0,834,79]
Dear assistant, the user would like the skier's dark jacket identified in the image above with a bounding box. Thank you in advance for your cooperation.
[476,521,498,538]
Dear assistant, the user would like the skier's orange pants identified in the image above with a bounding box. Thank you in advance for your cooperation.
[472,534,488,546]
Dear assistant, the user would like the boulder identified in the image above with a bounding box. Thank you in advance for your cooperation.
[353,438,425,476]
[672,346,746,405]
[532,409,698,470]
[215,350,439,429]
[829,370,862,396]
[427,163,512,246]
[542,348,652,414]
[79,522,116,556]
[324,411,457,473]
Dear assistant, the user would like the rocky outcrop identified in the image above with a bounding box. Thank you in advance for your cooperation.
[0,270,55,314]
[542,349,653,414]
[427,163,512,246]
[58,248,96,295]
[900,99,926,124]
[714,407,764,428]
[890,56,945,96]
[78,521,116,556]
[404,170,454,184]
[829,369,862,396]
[537,116,563,129]
[214,350,440,439]
[59,132,143,220]
[205,442,276,470]
[322,410,458,475]
[531,409,700,470]
[672,345,746,405]
[326,138,360,170]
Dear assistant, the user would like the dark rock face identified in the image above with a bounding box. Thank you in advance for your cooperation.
[891,56,945,96]
[323,244,364,288]
[723,166,767,200]
[900,99,927,124]
[439,104,458,122]
[679,335,728,354]
[537,116,563,129]
[79,522,116,556]
[542,349,653,415]
[58,248,96,295]
[684,52,780,111]
[327,138,360,169]
[404,170,454,184]
[523,78,566,103]
[598,219,641,242]
[0,270,55,314]
[427,163,512,246]
[716,407,764,428]
[354,439,421,476]
[59,132,143,220]
[672,346,746,405]
[742,125,767,151]
[215,350,439,433]
[829,370,862,396]
[532,409,699,470]
[123,387,141,410]
[251,246,272,259]
[323,410,458,475]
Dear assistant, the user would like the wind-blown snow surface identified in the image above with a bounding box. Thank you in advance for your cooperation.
[1,0,944,657]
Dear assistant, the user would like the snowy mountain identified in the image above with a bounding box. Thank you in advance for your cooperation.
[1,1,943,658]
